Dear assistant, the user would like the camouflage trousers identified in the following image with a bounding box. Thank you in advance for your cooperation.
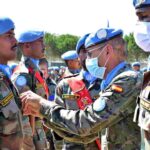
[22,134,35,150]
[0,132,23,150]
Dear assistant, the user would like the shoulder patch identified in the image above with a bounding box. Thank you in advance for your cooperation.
[16,76,27,87]
[93,97,106,112]
[111,84,123,93]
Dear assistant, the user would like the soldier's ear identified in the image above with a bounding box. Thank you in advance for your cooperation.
[105,44,113,55]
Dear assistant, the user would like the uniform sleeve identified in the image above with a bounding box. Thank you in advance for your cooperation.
[12,73,33,94]
[54,80,67,107]
[40,71,143,136]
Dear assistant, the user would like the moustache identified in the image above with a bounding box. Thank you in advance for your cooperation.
[11,44,18,50]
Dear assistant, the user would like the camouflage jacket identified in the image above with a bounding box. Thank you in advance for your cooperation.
[54,71,101,150]
[134,71,150,150]
[40,64,143,150]
[0,70,23,150]
[11,57,49,150]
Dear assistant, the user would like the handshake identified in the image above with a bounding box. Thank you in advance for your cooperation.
[20,90,51,118]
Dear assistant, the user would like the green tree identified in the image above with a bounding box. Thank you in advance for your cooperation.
[124,33,149,61]
[44,33,79,59]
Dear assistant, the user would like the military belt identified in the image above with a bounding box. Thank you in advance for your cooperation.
[140,97,150,111]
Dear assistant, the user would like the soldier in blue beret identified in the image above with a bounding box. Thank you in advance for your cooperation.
[61,50,81,78]
[20,27,143,150]
[133,1,150,149]
[132,61,141,72]
[51,33,102,150]
[11,30,49,150]
[0,17,24,149]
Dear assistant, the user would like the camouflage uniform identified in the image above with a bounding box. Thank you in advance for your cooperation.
[53,71,101,150]
[12,57,49,150]
[0,69,23,149]
[134,71,150,150]
[51,67,81,150]
[40,64,143,150]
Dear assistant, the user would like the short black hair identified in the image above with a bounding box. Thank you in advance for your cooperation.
[39,58,48,67]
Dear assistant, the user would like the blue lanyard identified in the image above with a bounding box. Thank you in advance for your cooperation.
[0,64,12,79]
[101,61,126,90]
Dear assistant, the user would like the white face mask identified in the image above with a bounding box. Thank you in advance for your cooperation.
[85,46,109,79]
[134,21,150,52]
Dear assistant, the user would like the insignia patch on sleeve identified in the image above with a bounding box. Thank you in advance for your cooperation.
[62,94,80,100]
[0,92,13,107]
[111,84,123,93]
[16,76,27,87]
[93,97,106,112]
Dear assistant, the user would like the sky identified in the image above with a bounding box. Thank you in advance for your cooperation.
[0,0,137,37]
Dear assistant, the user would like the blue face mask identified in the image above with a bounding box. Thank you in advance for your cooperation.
[86,57,106,79]
[85,46,110,79]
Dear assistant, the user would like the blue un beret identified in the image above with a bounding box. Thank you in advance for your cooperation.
[85,28,123,48]
[18,30,44,43]
[0,17,15,35]
[132,62,141,67]
[76,33,90,54]
[61,50,78,60]
[133,0,150,9]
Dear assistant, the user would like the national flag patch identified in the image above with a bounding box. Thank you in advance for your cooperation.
[111,84,123,93]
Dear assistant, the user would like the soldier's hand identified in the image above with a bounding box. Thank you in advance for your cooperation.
[20,90,44,118]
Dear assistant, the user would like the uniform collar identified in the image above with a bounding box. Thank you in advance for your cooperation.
[101,61,127,90]
[69,68,81,74]
[22,56,39,69]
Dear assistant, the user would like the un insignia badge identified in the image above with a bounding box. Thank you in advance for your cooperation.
[97,29,107,39]
[16,76,27,87]
[93,97,106,112]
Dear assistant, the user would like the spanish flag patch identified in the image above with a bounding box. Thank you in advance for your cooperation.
[111,84,123,93]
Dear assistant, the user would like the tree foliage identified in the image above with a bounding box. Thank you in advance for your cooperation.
[44,33,79,58]
[124,33,149,61]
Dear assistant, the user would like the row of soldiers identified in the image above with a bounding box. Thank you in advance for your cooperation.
[1,0,150,150]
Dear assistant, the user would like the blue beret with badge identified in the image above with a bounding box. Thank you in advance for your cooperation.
[61,50,78,60]
[0,17,15,35]
[132,62,141,67]
[18,30,44,43]
[85,28,123,48]
[133,0,150,9]
[76,33,90,54]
